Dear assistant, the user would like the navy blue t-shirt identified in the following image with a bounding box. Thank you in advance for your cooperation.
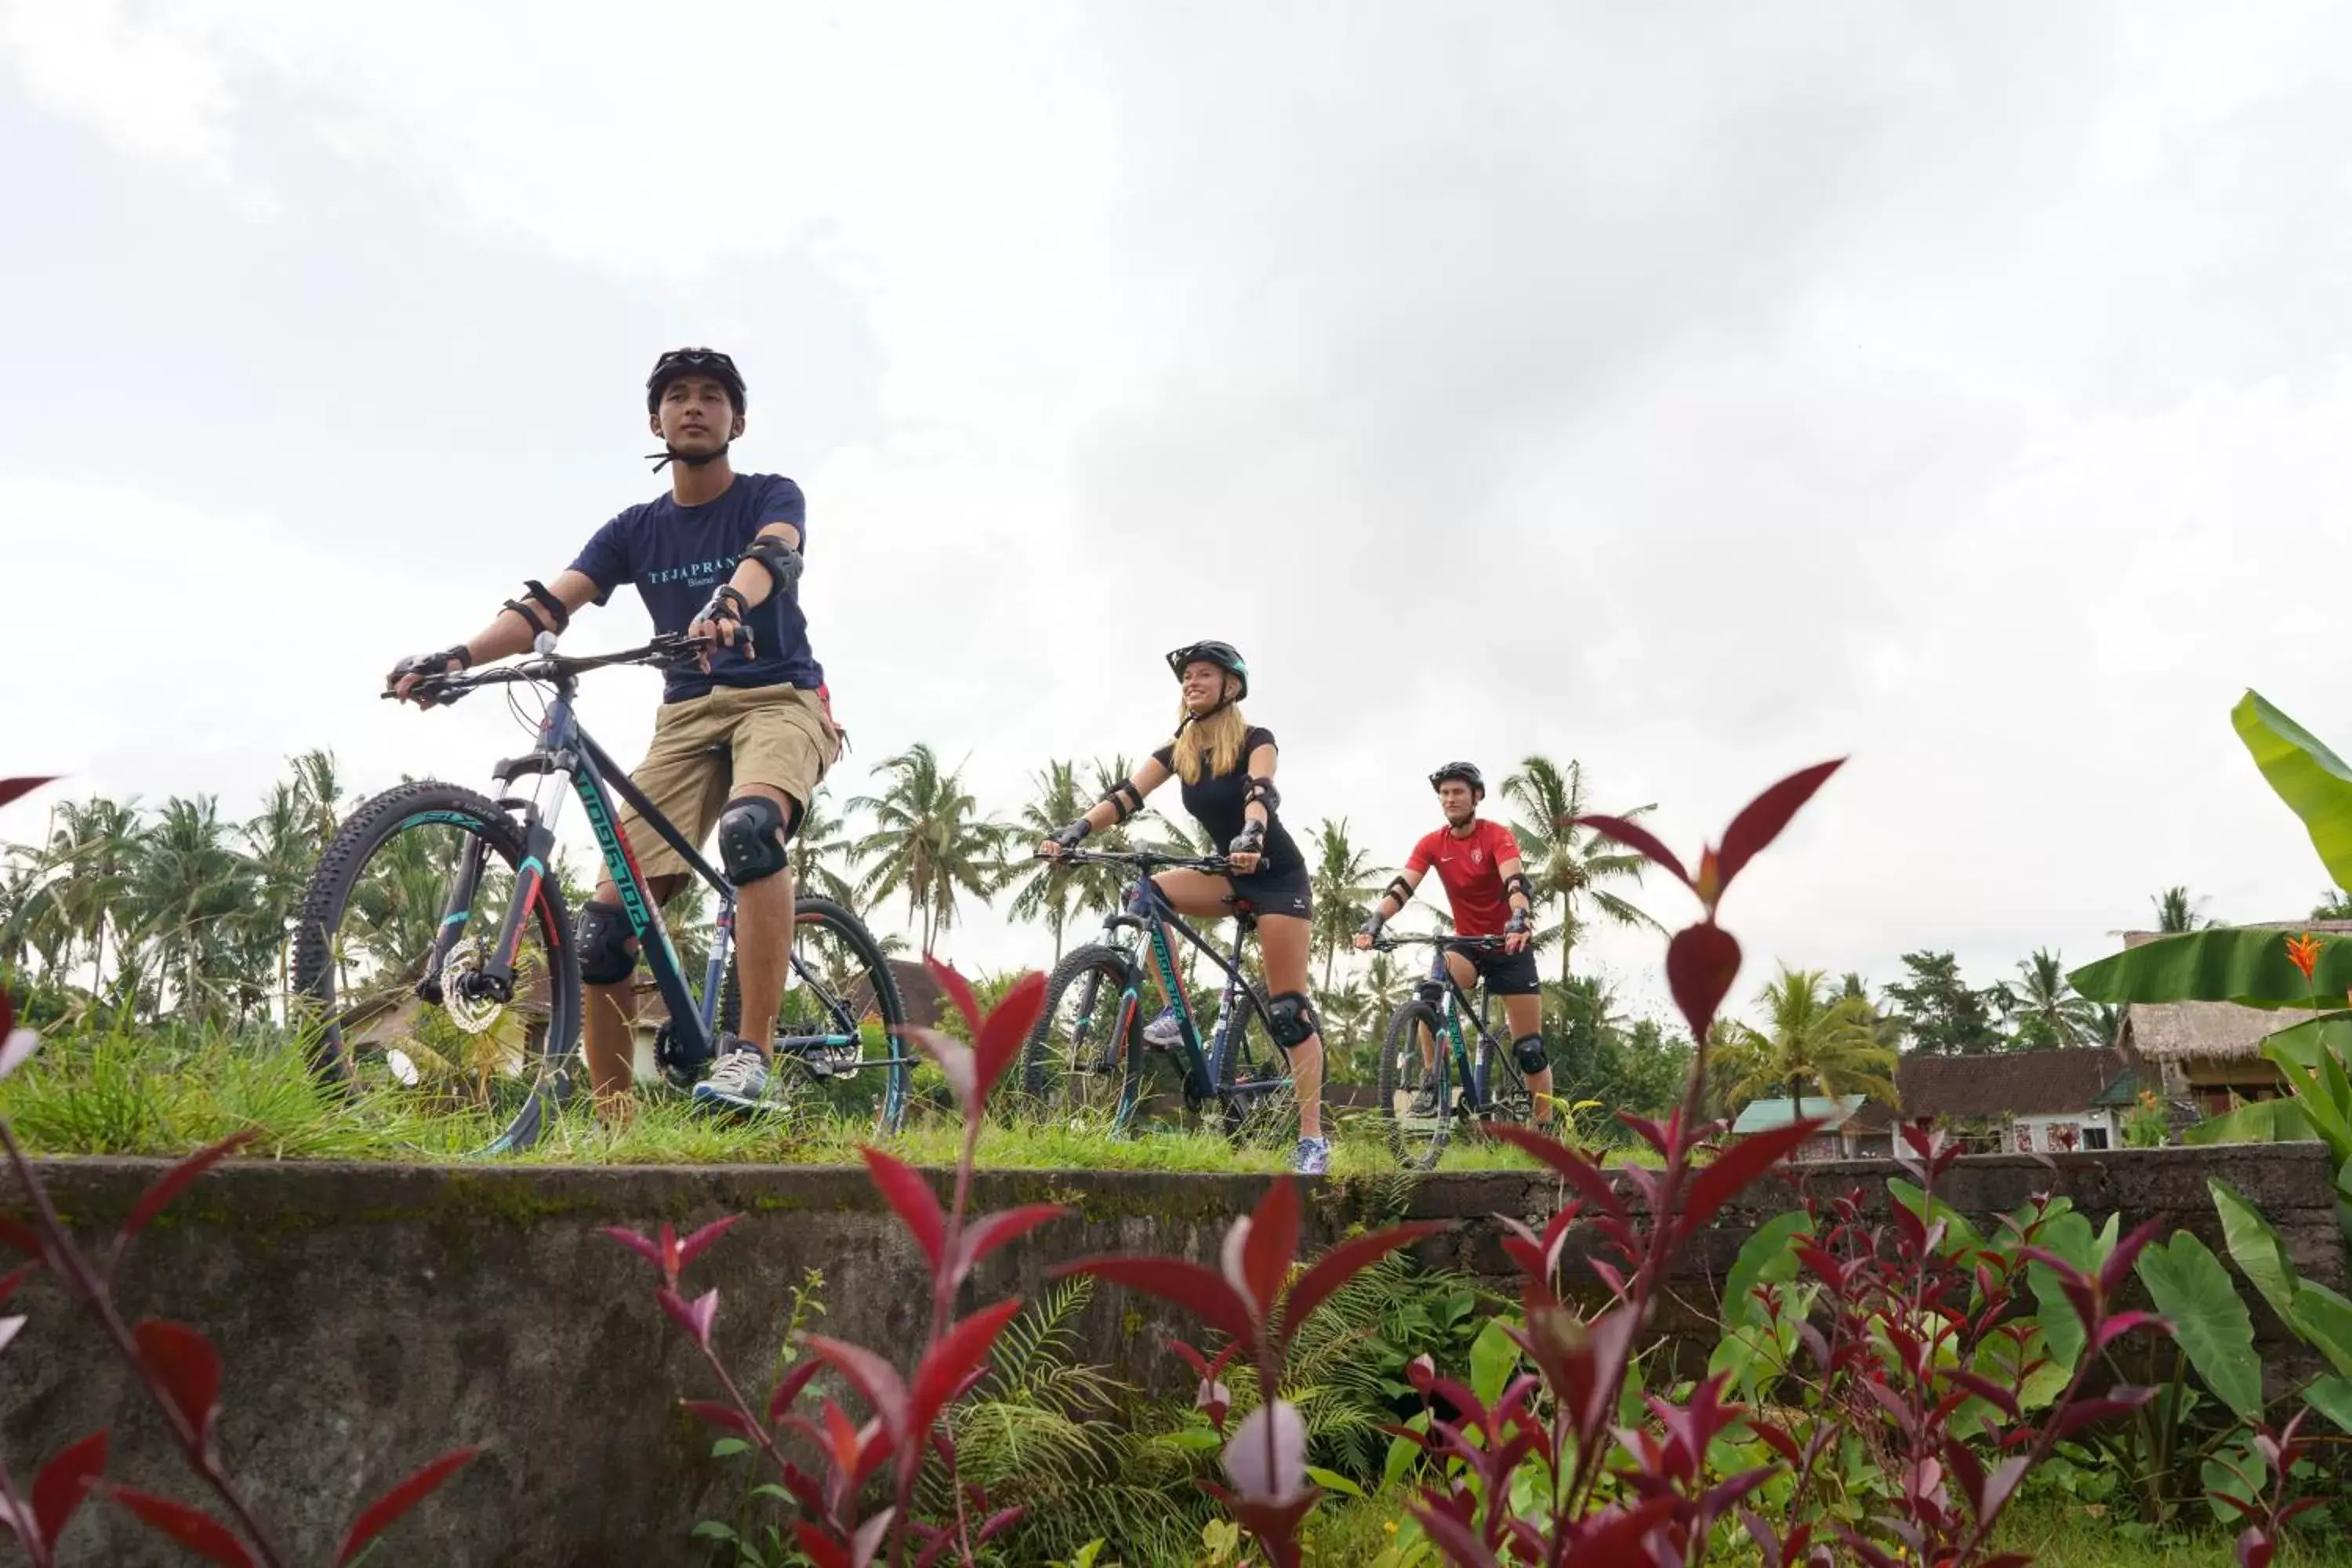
[568,474,822,702]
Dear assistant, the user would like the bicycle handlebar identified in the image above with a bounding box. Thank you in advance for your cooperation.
[1372,932,1514,951]
[1040,846,1236,876]
[385,633,717,704]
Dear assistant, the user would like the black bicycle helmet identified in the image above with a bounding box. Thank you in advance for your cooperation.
[1429,760,1484,799]
[646,347,747,415]
[1166,641,1249,702]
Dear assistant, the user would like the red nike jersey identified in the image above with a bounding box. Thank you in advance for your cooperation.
[1405,818,1522,937]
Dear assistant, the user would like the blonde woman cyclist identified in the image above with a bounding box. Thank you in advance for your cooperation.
[1035,642,1332,1174]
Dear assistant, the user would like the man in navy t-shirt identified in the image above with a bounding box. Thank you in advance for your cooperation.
[388,347,840,1118]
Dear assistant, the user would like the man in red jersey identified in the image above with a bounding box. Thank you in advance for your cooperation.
[1353,761,1552,1127]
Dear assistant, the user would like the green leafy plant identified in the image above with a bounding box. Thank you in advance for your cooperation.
[0,988,479,1566]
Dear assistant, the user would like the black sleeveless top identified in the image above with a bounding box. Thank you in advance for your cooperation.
[1152,726,1304,877]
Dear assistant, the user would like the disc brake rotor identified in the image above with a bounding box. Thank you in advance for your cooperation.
[441,944,504,1035]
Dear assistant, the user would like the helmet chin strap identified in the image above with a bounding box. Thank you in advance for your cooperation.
[646,442,731,473]
[1174,691,1239,733]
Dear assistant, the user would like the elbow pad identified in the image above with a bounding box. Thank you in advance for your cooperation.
[742,535,804,598]
[500,579,572,638]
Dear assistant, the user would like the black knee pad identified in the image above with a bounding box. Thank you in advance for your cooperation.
[576,901,637,986]
[1512,1033,1549,1074]
[1268,991,1319,1049]
[717,795,799,886]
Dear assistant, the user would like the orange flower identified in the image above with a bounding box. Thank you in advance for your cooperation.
[2286,931,2323,983]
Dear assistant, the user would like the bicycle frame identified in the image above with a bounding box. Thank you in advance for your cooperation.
[1083,864,1291,1123]
[415,673,901,1093]
[1416,946,1515,1115]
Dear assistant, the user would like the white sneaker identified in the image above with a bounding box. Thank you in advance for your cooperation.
[1142,1007,1183,1050]
[692,1041,771,1115]
[1293,1137,1330,1175]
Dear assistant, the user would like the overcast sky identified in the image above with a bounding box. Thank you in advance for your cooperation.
[4,2,2350,1025]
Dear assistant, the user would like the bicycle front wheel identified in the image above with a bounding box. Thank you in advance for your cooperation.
[1020,945,1145,1133]
[1376,999,1451,1169]
[289,780,579,1154]
[725,895,913,1134]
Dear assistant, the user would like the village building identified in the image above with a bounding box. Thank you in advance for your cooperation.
[1727,1094,1896,1161]
[2113,921,2352,1114]
[1894,1047,2138,1152]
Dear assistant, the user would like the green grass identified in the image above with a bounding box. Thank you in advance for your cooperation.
[0,1025,1639,1174]
[1283,1495,2352,1568]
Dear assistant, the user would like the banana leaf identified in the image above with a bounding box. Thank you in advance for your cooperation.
[2237,690,2352,894]
[2258,1032,2352,1164]
[2183,1098,2318,1146]
[2070,927,2352,1008]
[2249,1012,2352,1069]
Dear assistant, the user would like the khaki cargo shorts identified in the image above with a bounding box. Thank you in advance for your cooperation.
[616,684,840,880]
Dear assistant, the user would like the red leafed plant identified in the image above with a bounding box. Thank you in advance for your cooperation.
[1054,1176,1451,1568]
[1729,1131,2171,1568]
[607,960,1069,1568]
[2213,1411,2323,1568]
[0,987,480,1566]
[1054,760,2180,1566]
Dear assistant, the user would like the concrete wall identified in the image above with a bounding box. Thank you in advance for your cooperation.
[0,1142,2339,1567]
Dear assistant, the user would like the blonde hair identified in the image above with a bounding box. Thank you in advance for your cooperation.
[1170,699,1248,786]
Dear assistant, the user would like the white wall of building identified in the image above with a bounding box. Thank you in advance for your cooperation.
[2009,1110,2119,1152]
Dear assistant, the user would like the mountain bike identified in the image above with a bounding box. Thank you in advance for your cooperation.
[1020,848,1295,1143]
[1370,933,1533,1168]
[290,633,908,1152]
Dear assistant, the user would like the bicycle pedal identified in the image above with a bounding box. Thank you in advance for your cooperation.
[798,1049,862,1081]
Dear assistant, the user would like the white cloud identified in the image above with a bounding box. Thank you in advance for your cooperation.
[0,0,237,175]
[9,2,2352,1028]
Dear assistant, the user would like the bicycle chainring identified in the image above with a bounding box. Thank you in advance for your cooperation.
[653,1022,710,1090]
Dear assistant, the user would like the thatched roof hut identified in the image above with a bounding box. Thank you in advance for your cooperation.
[2115,921,2352,1109]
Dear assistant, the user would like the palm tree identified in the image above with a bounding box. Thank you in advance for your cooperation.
[2005,949,2103,1051]
[789,789,858,905]
[848,745,1006,955]
[1004,760,1090,962]
[1502,756,1664,986]
[1718,966,1898,1119]
[2151,886,2211,934]
[42,795,144,995]
[1307,818,1376,995]
[289,750,344,847]
[1835,971,1906,1052]
[0,851,67,980]
[241,782,316,1015]
[133,796,257,1024]
[665,874,717,982]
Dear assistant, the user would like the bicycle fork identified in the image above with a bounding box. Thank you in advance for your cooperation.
[417,759,571,1009]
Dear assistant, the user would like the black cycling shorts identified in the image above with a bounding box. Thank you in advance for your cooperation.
[1447,940,1541,996]
[1141,864,1314,922]
[1229,864,1313,921]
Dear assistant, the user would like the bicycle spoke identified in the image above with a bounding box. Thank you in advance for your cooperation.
[292,784,579,1152]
